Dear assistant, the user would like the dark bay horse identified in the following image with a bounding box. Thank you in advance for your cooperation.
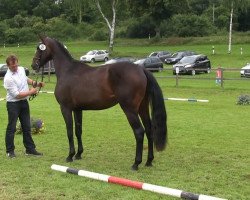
[31,36,167,170]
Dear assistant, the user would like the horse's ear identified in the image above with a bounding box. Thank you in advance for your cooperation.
[38,34,46,43]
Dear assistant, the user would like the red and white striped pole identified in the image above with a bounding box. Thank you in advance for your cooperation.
[51,164,227,200]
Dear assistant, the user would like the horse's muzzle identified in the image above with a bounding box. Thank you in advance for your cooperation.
[31,61,40,73]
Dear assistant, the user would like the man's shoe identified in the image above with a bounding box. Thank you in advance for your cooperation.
[7,151,16,158]
[25,149,43,156]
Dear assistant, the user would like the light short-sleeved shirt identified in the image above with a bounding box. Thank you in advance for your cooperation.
[4,67,29,102]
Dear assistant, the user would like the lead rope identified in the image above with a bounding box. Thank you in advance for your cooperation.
[29,66,44,101]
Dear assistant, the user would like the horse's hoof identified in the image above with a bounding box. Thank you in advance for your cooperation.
[66,157,73,162]
[145,162,153,167]
[74,155,82,160]
[131,165,138,171]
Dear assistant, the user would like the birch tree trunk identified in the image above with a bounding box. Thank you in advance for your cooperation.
[95,0,117,52]
[228,1,233,54]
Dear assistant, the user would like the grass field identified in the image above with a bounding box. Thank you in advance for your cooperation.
[0,38,249,200]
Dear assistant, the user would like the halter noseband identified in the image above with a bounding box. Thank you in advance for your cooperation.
[29,43,46,101]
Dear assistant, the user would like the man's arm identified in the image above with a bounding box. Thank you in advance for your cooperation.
[16,88,37,99]
[27,78,45,88]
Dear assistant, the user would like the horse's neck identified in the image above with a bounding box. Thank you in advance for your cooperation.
[51,47,73,75]
[52,57,71,74]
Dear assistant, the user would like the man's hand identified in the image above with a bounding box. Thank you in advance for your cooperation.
[29,88,38,95]
[37,82,45,87]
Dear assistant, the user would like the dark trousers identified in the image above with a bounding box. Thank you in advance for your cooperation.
[5,100,36,153]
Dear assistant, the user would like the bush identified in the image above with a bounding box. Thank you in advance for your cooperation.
[236,94,250,105]
[45,17,80,40]
[4,28,19,44]
[16,117,45,135]
[163,14,214,37]
[126,15,156,38]
[89,29,108,41]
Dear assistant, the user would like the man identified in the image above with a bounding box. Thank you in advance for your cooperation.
[4,54,44,158]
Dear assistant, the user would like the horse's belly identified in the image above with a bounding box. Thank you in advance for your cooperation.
[77,97,118,110]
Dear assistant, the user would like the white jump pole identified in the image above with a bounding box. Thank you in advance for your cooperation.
[0,98,5,101]
[40,91,54,94]
[164,98,209,103]
[51,164,226,200]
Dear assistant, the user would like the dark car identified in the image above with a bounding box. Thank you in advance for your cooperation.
[148,51,172,62]
[104,57,135,64]
[173,54,211,75]
[134,57,163,72]
[0,64,30,77]
[165,51,196,64]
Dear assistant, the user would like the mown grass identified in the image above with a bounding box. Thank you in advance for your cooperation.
[0,38,249,200]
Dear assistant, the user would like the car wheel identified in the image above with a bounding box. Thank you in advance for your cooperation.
[91,58,95,63]
[205,68,211,74]
[191,69,196,76]
[104,57,108,62]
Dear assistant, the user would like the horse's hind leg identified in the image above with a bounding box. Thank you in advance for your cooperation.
[122,107,145,171]
[61,106,75,162]
[139,99,154,167]
[74,110,83,160]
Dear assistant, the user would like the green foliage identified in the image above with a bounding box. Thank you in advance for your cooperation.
[45,17,81,40]
[126,15,156,38]
[165,14,215,37]
[16,117,45,135]
[0,1,249,43]
[3,27,36,44]
[89,30,108,41]
[236,94,250,105]
[4,28,19,44]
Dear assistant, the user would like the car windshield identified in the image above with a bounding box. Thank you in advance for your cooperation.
[86,51,96,55]
[149,52,157,57]
[179,56,196,64]
[171,52,183,58]
[134,59,145,64]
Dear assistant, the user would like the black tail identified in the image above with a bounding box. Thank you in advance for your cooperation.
[143,69,167,151]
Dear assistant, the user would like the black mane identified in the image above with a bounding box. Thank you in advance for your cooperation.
[52,38,74,61]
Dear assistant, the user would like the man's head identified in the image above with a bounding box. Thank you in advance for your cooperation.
[6,55,18,72]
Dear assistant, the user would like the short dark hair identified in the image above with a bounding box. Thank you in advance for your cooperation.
[6,54,18,65]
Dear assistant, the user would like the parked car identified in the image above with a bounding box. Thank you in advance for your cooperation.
[240,63,250,77]
[104,57,135,64]
[148,51,172,62]
[134,57,163,72]
[173,54,211,75]
[165,51,196,64]
[80,50,109,63]
[0,64,30,77]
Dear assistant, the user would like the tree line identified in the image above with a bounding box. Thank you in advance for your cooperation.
[0,0,249,48]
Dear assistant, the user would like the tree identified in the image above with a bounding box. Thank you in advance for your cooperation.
[94,0,118,52]
[222,0,250,53]
[64,0,86,24]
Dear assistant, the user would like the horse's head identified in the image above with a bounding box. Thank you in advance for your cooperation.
[31,36,53,72]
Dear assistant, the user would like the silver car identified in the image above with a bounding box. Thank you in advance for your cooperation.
[80,50,109,63]
[240,63,250,77]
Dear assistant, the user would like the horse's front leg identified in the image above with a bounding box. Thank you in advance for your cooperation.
[61,106,75,162]
[74,110,83,160]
